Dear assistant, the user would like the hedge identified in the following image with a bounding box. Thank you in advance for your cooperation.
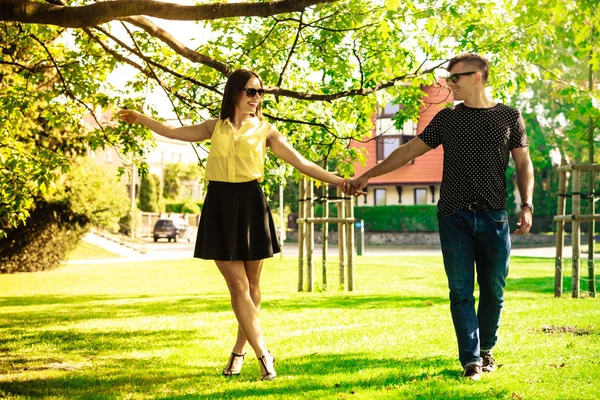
[164,201,203,214]
[355,205,439,232]
[313,204,439,232]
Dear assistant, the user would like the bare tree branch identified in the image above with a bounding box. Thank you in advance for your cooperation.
[0,0,340,28]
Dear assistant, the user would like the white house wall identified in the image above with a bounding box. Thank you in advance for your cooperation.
[356,184,441,207]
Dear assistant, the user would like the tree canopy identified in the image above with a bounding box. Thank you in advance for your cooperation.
[1,0,599,238]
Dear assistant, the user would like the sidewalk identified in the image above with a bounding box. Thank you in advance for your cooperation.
[280,243,560,258]
[67,233,190,264]
[67,232,576,265]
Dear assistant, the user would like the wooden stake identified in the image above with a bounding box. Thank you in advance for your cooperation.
[572,169,581,298]
[322,185,329,291]
[588,169,596,298]
[346,194,355,291]
[555,169,567,297]
[298,178,305,292]
[307,180,314,292]
[337,187,346,289]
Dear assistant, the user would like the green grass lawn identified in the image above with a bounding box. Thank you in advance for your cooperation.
[67,241,123,260]
[0,253,598,399]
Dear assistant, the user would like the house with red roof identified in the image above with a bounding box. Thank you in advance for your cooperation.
[351,81,452,207]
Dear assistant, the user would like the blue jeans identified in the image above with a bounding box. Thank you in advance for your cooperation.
[438,209,511,367]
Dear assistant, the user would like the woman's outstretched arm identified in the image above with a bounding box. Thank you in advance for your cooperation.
[266,125,345,186]
[118,109,217,143]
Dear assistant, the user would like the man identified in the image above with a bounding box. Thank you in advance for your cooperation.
[343,53,534,380]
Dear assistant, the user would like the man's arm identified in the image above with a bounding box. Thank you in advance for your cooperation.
[349,137,433,193]
[512,146,534,235]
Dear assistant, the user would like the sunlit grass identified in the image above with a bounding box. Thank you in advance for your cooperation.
[67,241,122,260]
[0,254,598,399]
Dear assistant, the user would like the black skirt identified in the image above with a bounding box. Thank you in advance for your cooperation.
[194,180,281,261]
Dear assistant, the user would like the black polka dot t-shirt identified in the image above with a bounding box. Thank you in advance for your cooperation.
[418,103,528,217]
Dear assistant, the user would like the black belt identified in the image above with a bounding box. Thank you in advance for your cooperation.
[467,202,493,213]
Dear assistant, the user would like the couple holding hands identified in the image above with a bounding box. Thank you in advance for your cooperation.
[119,52,533,381]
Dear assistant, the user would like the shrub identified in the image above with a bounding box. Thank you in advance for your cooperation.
[165,201,202,213]
[164,201,183,213]
[0,201,88,273]
[0,158,131,273]
[50,158,129,231]
[139,173,161,212]
[181,202,201,215]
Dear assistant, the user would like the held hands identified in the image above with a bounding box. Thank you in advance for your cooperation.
[340,176,368,196]
[514,208,532,235]
[118,109,142,124]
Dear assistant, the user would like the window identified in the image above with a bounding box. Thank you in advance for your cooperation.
[374,189,387,206]
[104,150,112,164]
[375,115,418,162]
[414,188,427,205]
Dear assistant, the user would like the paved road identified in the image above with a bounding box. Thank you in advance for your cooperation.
[68,232,573,264]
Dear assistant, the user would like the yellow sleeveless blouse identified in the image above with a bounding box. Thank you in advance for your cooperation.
[205,118,269,182]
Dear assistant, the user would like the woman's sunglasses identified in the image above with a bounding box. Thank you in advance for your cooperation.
[447,71,477,83]
[242,88,265,98]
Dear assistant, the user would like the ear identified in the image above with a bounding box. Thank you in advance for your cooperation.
[475,71,483,81]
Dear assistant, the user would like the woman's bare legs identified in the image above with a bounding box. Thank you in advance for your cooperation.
[231,260,263,353]
[216,259,268,357]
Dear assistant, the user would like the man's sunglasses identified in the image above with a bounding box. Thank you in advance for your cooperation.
[242,88,265,98]
[447,71,477,83]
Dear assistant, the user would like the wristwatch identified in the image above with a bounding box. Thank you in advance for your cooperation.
[521,203,534,214]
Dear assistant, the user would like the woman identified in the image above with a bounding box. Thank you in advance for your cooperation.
[119,69,347,381]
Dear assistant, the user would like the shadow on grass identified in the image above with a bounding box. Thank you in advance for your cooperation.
[506,276,556,294]
[0,293,448,329]
[0,328,209,355]
[507,275,600,295]
[0,353,511,400]
[268,294,448,310]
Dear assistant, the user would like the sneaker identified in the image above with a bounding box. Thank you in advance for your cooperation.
[481,351,496,372]
[462,364,482,380]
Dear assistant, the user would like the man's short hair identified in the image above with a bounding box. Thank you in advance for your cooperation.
[447,53,490,83]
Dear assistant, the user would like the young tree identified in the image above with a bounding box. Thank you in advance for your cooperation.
[138,173,161,213]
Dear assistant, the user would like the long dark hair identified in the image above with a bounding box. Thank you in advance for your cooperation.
[219,69,264,121]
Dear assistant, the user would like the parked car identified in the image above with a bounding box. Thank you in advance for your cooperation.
[153,217,190,242]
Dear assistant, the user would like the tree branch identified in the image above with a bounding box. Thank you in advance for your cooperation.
[352,41,364,89]
[229,18,280,65]
[277,11,304,89]
[264,112,339,138]
[267,60,448,101]
[122,16,231,76]
[29,33,106,140]
[93,25,222,95]
[121,15,447,103]
[85,28,215,115]
[0,0,340,28]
